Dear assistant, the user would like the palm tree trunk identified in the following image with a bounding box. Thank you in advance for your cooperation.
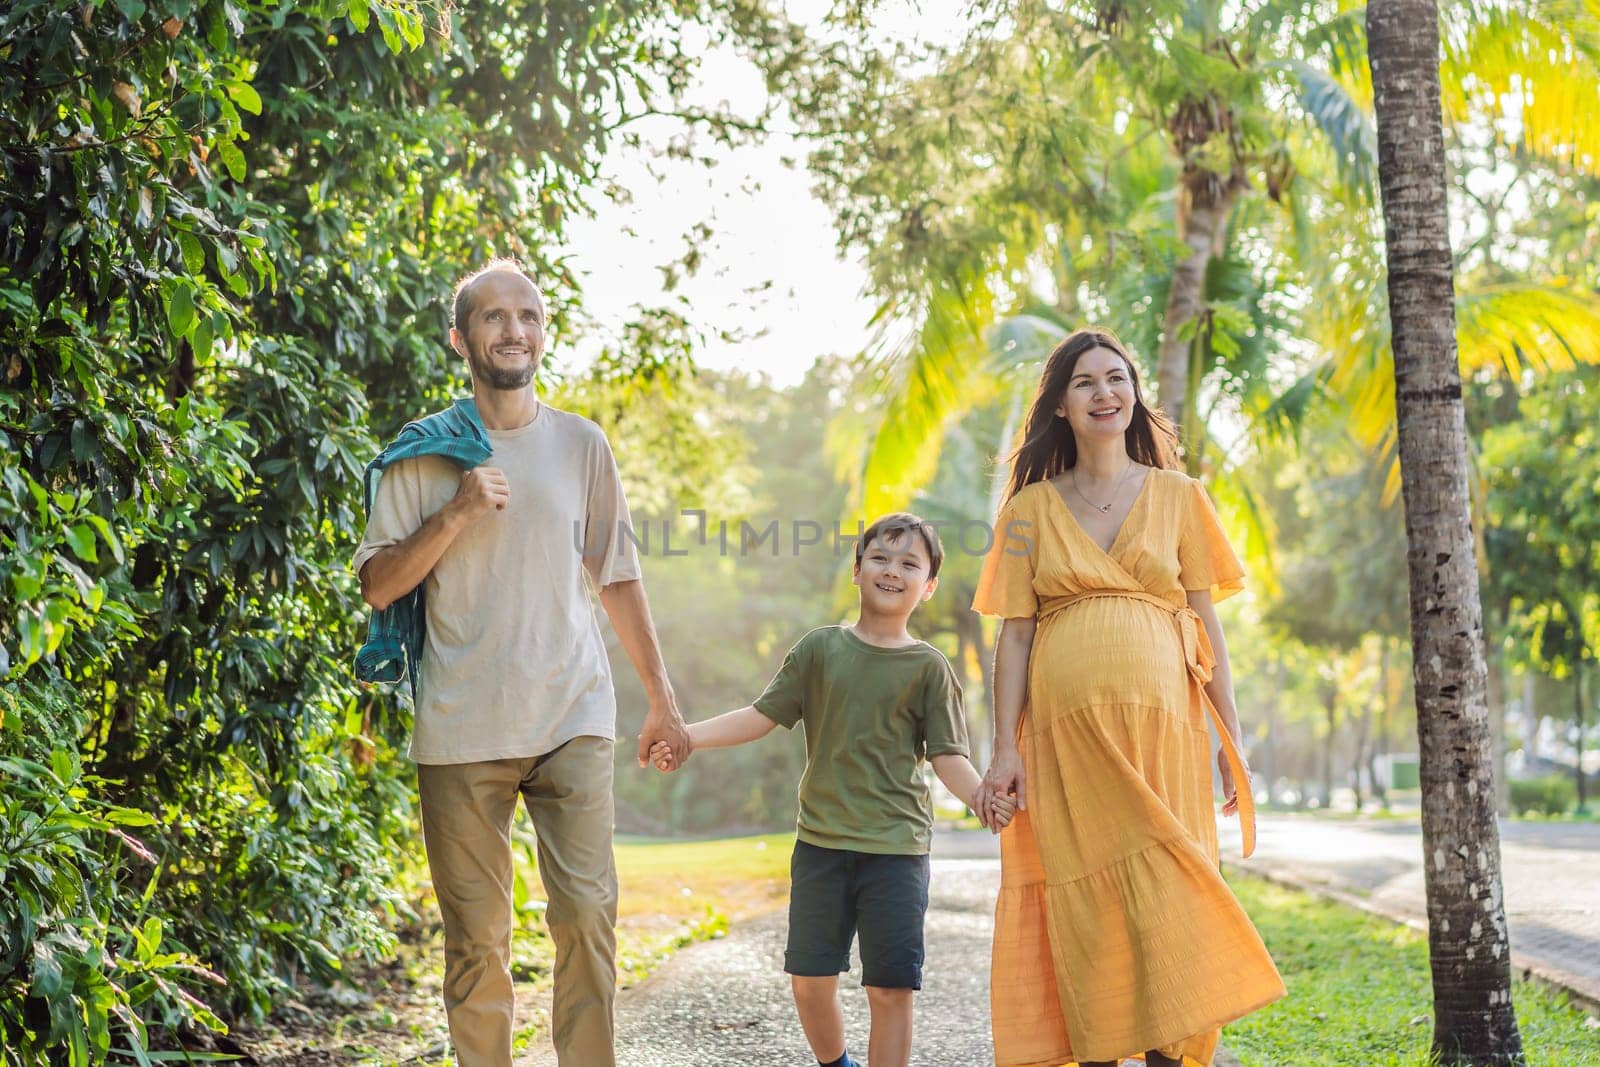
[1371,640,1391,810]
[1321,679,1338,808]
[1522,672,1539,764]
[1351,698,1371,812]
[1576,663,1588,811]
[1367,2,1524,1062]
[1155,181,1233,431]
[1485,638,1510,816]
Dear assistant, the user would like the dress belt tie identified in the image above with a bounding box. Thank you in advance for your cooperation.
[1037,589,1257,857]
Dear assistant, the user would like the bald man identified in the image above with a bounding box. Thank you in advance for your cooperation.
[354,260,691,1067]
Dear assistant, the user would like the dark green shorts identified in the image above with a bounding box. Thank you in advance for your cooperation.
[783,839,930,990]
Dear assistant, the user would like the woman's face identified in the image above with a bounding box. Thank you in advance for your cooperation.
[1055,345,1137,441]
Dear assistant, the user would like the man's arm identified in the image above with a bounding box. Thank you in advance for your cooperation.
[359,467,507,611]
[596,577,691,770]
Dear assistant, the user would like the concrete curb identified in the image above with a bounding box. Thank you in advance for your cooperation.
[1222,860,1600,1020]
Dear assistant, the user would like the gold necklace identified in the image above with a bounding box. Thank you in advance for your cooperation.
[1071,463,1135,514]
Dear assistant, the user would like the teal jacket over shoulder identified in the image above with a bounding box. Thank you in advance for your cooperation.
[355,398,492,696]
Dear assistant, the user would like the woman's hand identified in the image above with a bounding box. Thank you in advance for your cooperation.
[1218,745,1249,817]
[979,745,1027,833]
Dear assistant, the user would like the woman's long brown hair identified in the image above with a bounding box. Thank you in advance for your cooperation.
[1001,328,1180,504]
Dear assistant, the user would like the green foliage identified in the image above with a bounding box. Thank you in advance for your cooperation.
[607,363,857,835]
[1,677,230,1065]
[783,0,1600,564]
[1226,875,1599,1066]
[0,0,782,1058]
[1508,775,1578,817]
[1483,371,1600,681]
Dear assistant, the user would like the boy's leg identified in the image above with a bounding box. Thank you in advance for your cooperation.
[855,851,930,1067]
[520,737,619,1067]
[784,842,857,1063]
[864,985,914,1067]
[417,759,527,1067]
[792,975,847,1061]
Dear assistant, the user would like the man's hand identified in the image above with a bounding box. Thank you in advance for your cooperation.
[447,466,509,523]
[638,698,691,772]
[359,467,507,612]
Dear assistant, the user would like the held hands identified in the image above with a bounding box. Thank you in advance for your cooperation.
[975,746,1027,835]
[638,700,691,772]
[976,785,1017,831]
[449,466,510,523]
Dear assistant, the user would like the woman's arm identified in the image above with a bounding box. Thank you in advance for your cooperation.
[979,616,1037,823]
[1188,589,1246,815]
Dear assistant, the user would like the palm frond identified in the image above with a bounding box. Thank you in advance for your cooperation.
[1280,59,1377,203]
[1313,280,1600,498]
[847,277,1003,518]
[1456,283,1600,374]
[1443,3,1600,176]
[1207,464,1283,599]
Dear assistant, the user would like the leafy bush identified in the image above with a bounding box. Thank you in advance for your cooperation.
[1509,774,1578,817]
[1,677,226,1064]
[1,0,778,1061]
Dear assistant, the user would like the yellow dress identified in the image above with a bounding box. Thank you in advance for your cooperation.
[972,469,1284,1067]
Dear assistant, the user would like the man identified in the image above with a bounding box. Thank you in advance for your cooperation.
[353,259,691,1067]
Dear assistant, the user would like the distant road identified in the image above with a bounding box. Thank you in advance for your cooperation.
[1223,814,1600,1008]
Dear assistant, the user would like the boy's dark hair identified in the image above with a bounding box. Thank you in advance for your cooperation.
[855,512,944,579]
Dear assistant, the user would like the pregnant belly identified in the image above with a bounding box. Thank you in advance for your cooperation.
[1028,598,1191,716]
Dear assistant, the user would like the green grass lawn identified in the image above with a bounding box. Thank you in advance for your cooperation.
[507,832,796,1054]
[1226,876,1600,1067]
[242,834,1597,1065]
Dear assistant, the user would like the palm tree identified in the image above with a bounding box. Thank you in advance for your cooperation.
[1367,1,1524,1062]
[808,0,1600,522]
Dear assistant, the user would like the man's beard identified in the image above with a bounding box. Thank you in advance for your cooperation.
[468,346,536,391]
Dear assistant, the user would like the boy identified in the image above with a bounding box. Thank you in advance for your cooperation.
[649,512,1014,1067]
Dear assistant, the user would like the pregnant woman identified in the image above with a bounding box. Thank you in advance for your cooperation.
[973,329,1283,1067]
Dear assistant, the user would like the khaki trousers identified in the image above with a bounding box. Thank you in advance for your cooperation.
[417,737,618,1067]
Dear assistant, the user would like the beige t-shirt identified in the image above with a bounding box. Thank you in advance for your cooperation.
[352,404,640,764]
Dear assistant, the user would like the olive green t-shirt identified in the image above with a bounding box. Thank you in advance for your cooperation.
[754,625,970,856]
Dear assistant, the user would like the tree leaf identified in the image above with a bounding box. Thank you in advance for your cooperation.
[84,515,124,565]
[177,231,206,274]
[217,139,247,181]
[227,81,262,115]
[165,281,196,338]
[65,524,98,563]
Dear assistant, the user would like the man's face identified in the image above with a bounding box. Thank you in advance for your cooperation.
[451,272,546,391]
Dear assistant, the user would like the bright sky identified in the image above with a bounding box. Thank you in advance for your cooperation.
[563,1,975,387]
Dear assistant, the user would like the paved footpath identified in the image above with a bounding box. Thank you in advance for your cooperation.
[522,831,1241,1067]
[1221,814,1600,1009]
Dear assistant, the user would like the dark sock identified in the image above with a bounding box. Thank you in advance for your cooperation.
[818,1054,854,1067]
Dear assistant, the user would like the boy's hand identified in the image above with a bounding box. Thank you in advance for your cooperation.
[982,788,1018,831]
[648,740,674,772]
